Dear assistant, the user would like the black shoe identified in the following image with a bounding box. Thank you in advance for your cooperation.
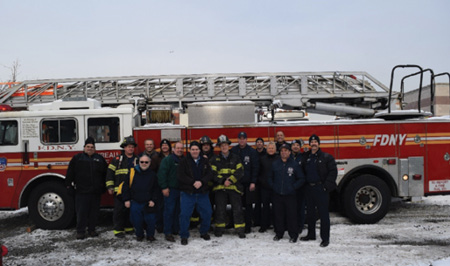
[147,236,156,242]
[181,238,188,245]
[273,235,282,241]
[200,234,211,241]
[238,232,246,239]
[115,232,125,238]
[76,233,85,240]
[289,237,298,243]
[214,230,223,237]
[88,231,99,237]
[258,228,266,233]
[136,236,144,241]
[165,234,175,242]
[300,236,316,241]
[245,227,251,234]
[320,240,329,247]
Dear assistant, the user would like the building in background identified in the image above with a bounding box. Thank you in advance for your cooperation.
[404,83,450,116]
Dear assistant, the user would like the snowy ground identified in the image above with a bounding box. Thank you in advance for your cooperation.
[1,196,450,266]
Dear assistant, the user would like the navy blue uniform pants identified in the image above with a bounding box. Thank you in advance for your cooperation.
[305,184,330,241]
[75,193,101,234]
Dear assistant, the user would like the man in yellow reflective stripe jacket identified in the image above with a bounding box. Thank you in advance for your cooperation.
[210,135,246,238]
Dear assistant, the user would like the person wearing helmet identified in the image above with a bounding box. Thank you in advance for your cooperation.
[210,135,246,238]
[199,135,215,159]
[106,135,138,238]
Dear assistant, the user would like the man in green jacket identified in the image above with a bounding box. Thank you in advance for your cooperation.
[158,141,184,242]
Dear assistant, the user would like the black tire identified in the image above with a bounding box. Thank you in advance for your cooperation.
[343,174,391,224]
[28,181,75,229]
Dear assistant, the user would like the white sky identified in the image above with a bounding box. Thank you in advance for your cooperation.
[1,0,449,90]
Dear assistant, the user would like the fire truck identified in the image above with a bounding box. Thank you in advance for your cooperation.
[0,65,449,229]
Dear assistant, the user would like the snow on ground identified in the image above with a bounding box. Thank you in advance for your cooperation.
[1,196,450,266]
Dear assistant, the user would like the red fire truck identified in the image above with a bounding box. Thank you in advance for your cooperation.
[0,66,449,229]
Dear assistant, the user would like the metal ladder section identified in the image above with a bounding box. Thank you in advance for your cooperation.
[0,71,391,113]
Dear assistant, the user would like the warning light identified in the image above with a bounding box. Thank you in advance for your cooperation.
[0,105,12,111]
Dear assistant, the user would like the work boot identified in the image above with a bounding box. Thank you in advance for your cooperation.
[181,238,188,245]
[136,236,144,242]
[165,234,175,242]
[320,240,329,247]
[200,234,211,241]
[147,236,156,242]
[76,233,85,240]
[115,232,125,238]
[88,231,99,237]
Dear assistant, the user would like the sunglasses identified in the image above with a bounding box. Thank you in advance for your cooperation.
[140,161,150,164]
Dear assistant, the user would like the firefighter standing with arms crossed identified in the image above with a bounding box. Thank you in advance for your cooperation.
[106,136,138,238]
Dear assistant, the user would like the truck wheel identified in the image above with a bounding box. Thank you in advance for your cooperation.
[343,174,390,224]
[28,181,75,229]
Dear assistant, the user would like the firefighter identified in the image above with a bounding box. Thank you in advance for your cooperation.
[123,154,159,242]
[300,134,337,247]
[211,134,246,238]
[158,141,184,242]
[253,137,266,227]
[231,131,259,233]
[257,141,278,233]
[275,131,288,153]
[177,141,213,245]
[106,135,138,238]
[255,137,266,156]
[139,139,159,172]
[199,135,215,159]
[140,138,164,232]
[268,143,305,243]
[65,137,107,240]
[190,135,215,229]
[291,139,306,233]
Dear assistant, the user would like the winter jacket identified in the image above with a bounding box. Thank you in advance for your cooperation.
[65,152,107,194]
[268,157,305,196]
[231,144,259,184]
[122,166,159,204]
[158,153,183,189]
[105,153,138,194]
[301,148,337,192]
[210,152,244,194]
[258,153,279,189]
[177,153,212,194]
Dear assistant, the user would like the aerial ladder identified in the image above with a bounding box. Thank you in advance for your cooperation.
[0,71,394,118]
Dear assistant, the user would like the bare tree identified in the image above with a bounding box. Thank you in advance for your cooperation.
[2,59,21,82]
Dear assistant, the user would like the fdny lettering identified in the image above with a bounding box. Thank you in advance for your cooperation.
[38,145,75,151]
[373,134,407,146]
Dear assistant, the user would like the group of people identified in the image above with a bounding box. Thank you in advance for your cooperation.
[65,130,337,247]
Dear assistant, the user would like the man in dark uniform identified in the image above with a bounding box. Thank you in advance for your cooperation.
[268,143,304,243]
[300,134,337,247]
[66,137,107,239]
[275,131,288,153]
[231,131,259,233]
[291,139,306,233]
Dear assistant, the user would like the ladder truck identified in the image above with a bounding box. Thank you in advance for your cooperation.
[0,65,449,229]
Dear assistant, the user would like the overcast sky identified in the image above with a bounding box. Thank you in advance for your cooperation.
[1,0,449,90]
